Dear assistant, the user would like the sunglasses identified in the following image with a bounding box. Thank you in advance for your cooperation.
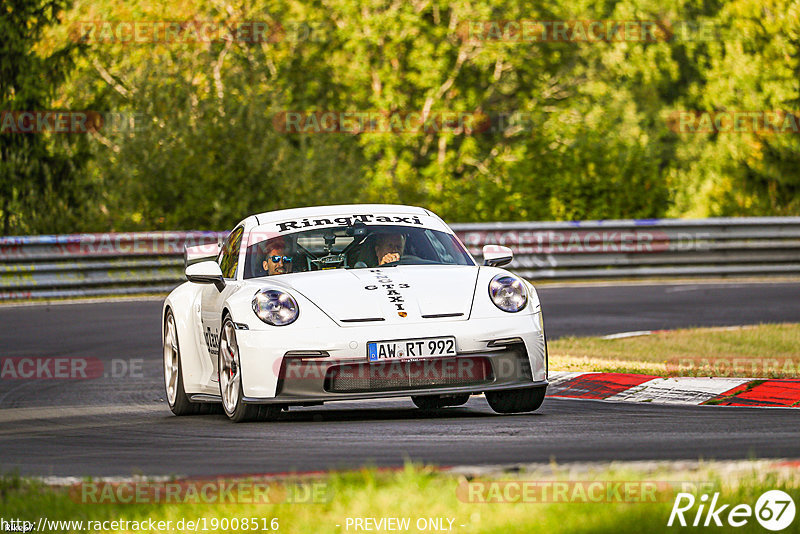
[269,255,292,263]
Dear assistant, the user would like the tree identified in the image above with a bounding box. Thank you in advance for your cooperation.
[0,0,89,234]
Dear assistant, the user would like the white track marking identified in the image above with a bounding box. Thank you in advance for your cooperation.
[546,372,591,387]
[601,330,653,339]
[605,377,751,405]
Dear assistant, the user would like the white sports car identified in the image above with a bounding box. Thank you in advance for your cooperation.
[162,204,548,422]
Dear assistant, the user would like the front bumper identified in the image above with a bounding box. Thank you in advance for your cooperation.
[243,342,546,404]
[235,313,547,402]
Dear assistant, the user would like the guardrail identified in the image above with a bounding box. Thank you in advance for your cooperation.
[455,217,800,280]
[0,232,224,301]
[1,217,799,301]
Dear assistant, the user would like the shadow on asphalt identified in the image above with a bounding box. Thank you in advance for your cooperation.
[168,404,547,424]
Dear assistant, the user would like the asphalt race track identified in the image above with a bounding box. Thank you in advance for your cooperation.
[1,281,799,477]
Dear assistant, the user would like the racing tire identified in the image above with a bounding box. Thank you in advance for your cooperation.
[218,316,281,423]
[486,386,546,414]
[412,394,470,410]
[164,309,200,416]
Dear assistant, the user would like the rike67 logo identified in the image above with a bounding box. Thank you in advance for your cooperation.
[668,490,796,531]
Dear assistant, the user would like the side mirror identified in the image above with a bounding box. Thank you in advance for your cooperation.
[185,260,226,291]
[483,245,513,267]
[185,243,221,267]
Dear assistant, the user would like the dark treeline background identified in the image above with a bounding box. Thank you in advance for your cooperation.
[1,0,799,235]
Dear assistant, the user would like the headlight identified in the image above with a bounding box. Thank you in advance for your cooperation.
[252,289,299,326]
[489,274,528,313]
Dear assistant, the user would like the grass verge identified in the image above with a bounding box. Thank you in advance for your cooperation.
[549,323,800,378]
[1,462,799,533]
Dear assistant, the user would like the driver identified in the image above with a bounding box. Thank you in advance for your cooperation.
[374,232,406,266]
[262,239,293,275]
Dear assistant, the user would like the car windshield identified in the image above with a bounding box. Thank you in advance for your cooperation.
[244,224,474,278]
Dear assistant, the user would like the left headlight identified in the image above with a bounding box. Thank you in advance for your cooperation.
[252,289,299,326]
[488,274,528,313]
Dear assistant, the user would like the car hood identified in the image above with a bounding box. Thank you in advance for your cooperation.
[275,265,479,324]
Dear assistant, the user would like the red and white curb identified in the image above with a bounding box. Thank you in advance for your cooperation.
[547,372,800,407]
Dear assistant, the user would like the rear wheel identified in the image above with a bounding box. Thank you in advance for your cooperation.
[412,394,470,410]
[486,386,546,414]
[219,317,280,423]
[163,310,198,415]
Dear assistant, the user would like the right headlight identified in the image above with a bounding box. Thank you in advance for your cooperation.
[488,274,528,313]
[252,289,299,326]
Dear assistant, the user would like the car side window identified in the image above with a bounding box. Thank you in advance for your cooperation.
[218,226,244,279]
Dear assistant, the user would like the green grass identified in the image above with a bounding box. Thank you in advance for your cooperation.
[549,323,800,377]
[2,464,799,533]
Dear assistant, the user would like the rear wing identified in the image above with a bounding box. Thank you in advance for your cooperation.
[184,242,221,267]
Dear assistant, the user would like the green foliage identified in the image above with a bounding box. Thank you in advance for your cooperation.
[2,466,799,534]
[0,0,92,234]
[2,0,799,233]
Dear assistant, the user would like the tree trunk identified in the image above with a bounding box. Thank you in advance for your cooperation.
[2,195,8,236]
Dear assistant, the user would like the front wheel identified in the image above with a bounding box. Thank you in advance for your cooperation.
[486,386,546,414]
[219,317,280,423]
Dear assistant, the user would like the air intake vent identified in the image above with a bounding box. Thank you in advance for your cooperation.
[324,357,492,393]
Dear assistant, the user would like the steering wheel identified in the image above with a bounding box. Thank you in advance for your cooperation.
[380,254,424,267]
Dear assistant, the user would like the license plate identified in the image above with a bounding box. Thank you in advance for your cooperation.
[367,336,457,362]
